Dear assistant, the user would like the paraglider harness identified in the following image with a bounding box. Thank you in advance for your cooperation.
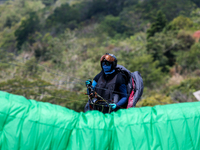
[85,80,112,114]
[85,64,144,113]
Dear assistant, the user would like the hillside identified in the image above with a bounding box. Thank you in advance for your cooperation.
[0,0,200,112]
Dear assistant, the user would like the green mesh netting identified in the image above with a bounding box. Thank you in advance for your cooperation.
[0,91,200,150]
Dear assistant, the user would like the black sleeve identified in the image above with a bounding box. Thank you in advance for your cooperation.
[116,73,126,85]
[93,71,103,82]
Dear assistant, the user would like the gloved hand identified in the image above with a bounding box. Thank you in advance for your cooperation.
[85,80,92,86]
[89,91,95,99]
[109,104,117,110]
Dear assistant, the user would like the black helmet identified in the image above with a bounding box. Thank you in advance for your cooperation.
[100,53,117,70]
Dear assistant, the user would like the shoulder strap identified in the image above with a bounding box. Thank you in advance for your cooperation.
[116,65,131,84]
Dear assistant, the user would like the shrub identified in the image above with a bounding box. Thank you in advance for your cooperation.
[136,94,174,107]
[169,77,200,102]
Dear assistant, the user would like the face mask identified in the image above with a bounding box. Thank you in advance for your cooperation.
[102,65,112,72]
[102,65,115,74]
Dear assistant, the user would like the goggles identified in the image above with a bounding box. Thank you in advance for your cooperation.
[100,54,115,62]
[102,61,111,66]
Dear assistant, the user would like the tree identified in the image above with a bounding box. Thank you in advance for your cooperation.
[170,16,193,30]
[104,0,125,16]
[119,6,146,36]
[42,0,57,6]
[176,31,195,51]
[191,0,200,7]
[147,31,178,71]
[137,0,161,21]
[138,0,195,21]
[15,12,40,50]
[176,43,200,72]
[146,30,195,72]
[127,54,164,88]
[159,0,195,21]
[147,11,167,39]
[98,15,126,37]
[46,3,79,30]
[190,8,200,25]
[87,0,125,17]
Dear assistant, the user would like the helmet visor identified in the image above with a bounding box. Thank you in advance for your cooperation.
[100,54,115,62]
[102,61,111,66]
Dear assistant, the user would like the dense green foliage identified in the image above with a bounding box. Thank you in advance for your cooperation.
[147,11,167,39]
[0,0,200,112]
[168,77,200,102]
[15,12,40,50]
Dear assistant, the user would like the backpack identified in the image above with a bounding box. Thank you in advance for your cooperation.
[116,65,143,108]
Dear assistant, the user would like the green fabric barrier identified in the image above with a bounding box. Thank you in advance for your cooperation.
[0,91,200,150]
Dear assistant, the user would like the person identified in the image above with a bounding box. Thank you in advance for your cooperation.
[85,53,128,112]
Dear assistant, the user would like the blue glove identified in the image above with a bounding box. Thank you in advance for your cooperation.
[85,80,92,86]
[109,104,117,110]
